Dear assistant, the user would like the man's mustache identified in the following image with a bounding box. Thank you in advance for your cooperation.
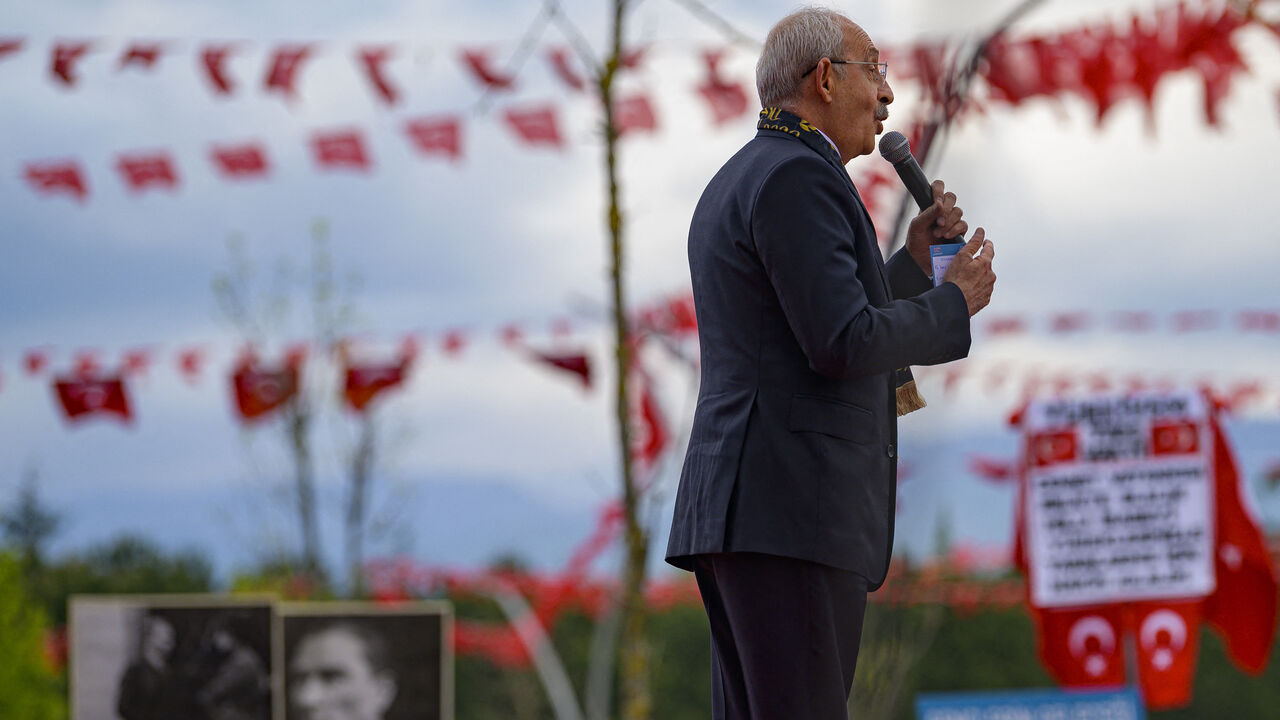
[874,104,890,121]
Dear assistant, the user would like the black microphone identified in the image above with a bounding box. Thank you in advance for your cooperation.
[878,131,968,246]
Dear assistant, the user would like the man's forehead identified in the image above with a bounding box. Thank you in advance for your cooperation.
[842,21,877,60]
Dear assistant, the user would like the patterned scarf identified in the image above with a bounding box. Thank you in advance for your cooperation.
[756,107,926,416]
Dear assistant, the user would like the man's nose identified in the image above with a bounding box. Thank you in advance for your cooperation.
[880,80,894,105]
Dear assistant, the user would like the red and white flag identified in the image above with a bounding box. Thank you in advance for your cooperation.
[530,351,592,389]
[1133,601,1203,708]
[547,46,585,91]
[503,106,563,148]
[1202,412,1278,673]
[201,44,237,95]
[1034,606,1127,687]
[0,38,23,61]
[614,94,657,136]
[459,48,515,90]
[54,375,132,423]
[357,45,399,105]
[51,41,91,86]
[25,161,88,201]
[232,359,299,422]
[405,116,462,161]
[343,357,412,412]
[211,143,270,178]
[311,130,371,171]
[117,152,179,193]
[264,45,312,99]
[119,43,163,70]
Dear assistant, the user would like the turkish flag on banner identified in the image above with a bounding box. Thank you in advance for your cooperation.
[25,161,88,201]
[232,360,299,422]
[1133,601,1203,708]
[117,152,179,193]
[405,116,462,161]
[211,143,270,178]
[503,106,563,148]
[264,45,311,98]
[357,46,399,104]
[201,44,237,95]
[530,351,592,389]
[614,94,657,136]
[1034,605,1127,687]
[1027,429,1077,467]
[119,43,163,70]
[51,41,91,86]
[311,130,371,170]
[343,358,411,412]
[547,47,585,91]
[54,375,132,423]
[1150,419,1200,455]
[459,49,515,90]
[1202,412,1278,673]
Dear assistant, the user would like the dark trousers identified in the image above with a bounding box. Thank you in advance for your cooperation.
[694,552,869,720]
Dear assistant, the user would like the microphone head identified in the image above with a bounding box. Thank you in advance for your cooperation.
[878,131,912,164]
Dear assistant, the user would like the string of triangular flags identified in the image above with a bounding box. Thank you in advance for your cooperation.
[13,1,1280,202]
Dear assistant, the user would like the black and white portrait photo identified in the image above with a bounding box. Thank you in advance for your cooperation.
[70,596,273,720]
[279,603,452,720]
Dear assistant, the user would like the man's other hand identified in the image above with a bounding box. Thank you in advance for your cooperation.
[906,179,968,275]
[943,228,996,317]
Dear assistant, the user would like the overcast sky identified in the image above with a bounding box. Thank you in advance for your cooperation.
[2,0,1278,585]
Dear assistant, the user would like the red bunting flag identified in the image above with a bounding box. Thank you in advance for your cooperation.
[54,375,132,423]
[1113,310,1155,332]
[405,116,462,161]
[343,357,411,412]
[51,41,91,86]
[0,38,23,60]
[264,45,312,99]
[547,47,585,91]
[177,347,205,383]
[201,44,237,95]
[357,45,399,105]
[968,455,1016,483]
[24,350,50,376]
[986,316,1027,335]
[211,142,270,178]
[441,329,468,356]
[459,49,515,90]
[620,46,647,70]
[530,351,592,389]
[502,106,563,148]
[500,324,523,347]
[231,358,299,422]
[119,43,163,70]
[121,348,152,376]
[1238,310,1280,332]
[1049,312,1089,333]
[116,152,179,193]
[697,80,750,125]
[614,94,657,136]
[311,130,371,170]
[24,161,88,201]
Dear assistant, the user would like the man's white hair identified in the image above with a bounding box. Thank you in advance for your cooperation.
[756,6,850,108]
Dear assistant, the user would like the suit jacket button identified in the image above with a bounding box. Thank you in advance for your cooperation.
[886,444,896,458]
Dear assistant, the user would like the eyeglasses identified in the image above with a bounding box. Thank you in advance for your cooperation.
[800,59,888,84]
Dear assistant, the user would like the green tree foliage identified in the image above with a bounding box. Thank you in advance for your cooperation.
[27,535,213,625]
[0,553,66,720]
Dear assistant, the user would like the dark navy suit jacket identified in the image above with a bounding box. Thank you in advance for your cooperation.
[665,124,971,588]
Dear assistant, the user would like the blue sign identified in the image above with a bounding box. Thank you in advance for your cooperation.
[916,687,1144,720]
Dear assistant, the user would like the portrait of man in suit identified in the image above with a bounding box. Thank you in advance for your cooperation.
[665,6,997,719]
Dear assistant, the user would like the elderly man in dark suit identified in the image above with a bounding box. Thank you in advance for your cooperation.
[665,7,997,719]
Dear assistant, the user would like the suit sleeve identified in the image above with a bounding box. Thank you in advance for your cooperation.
[751,154,970,378]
